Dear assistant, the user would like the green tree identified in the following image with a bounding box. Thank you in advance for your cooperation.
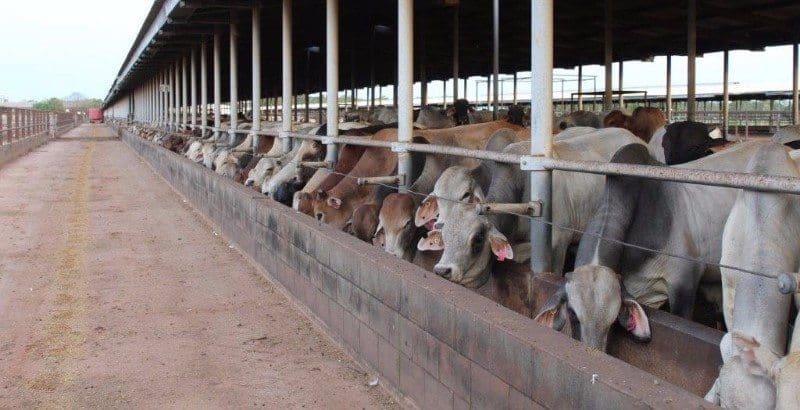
[76,98,103,110]
[33,97,65,112]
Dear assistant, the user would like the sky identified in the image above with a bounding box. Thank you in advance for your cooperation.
[0,1,796,104]
[0,0,151,102]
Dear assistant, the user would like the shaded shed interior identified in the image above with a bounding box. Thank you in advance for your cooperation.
[104,0,800,108]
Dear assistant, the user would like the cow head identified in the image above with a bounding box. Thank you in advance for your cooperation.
[311,190,349,229]
[414,166,485,230]
[375,193,424,261]
[293,191,314,215]
[245,157,277,188]
[428,202,518,288]
[264,140,325,198]
[534,265,650,351]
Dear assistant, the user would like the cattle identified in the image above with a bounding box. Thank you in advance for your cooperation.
[772,124,800,148]
[703,143,800,408]
[414,105,455,129]
[234,154,261,185]
[535,140,769,352]
[468,109,495,124]
[371,106,398,124]
[185,140,204,163]
[293,143,369,215]
[556,110,600,130]
[648,121,716,165]
[505,104,526,126]
[245,156,283,188]
[313,121,522,231]
[312,128,402,229]
[216,150,253,179]
[602,107,666,142]
[377,129,519,262]
[451,99,471,125]
[292,168,332,214]
[426,128,645,293]
[265,123,387,204]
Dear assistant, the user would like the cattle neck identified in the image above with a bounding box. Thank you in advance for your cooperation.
[466,268,492,290]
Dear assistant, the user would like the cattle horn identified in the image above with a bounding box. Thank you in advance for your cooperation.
[778,272,800,294]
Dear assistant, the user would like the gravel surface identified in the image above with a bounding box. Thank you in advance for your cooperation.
[0,124,399,409]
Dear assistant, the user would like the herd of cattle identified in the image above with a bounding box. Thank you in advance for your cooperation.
[126,100,800,407]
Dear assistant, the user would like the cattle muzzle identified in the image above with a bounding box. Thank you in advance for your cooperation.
[433,266,452,279]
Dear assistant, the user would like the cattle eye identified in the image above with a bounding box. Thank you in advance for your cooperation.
[471,231,485,255]
[461,192,471,201]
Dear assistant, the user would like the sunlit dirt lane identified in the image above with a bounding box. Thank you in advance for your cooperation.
[0,124,397,408]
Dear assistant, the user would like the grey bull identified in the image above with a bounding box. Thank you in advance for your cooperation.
[705,143,800,409]
[535,140,770,352]
[421,128,645,291]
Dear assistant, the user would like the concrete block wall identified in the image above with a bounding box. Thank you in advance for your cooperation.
[122,129,713,409]
[0,132,52,168]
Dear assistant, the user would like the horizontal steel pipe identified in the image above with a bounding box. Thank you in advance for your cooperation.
[297,160,330,169]
[142,124,800,196]
[523,156,800,196]
[357,175,404,186]
[477,201,541,217]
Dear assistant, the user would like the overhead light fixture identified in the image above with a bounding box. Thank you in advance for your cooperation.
[374,24,392,34]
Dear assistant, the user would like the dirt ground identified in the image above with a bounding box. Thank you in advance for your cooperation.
[0,124,399,408]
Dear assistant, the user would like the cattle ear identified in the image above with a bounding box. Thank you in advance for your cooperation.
[469,186,486,204]
[534,287,568,331]
[488,229,513,262]
[417,230,444,252]
[415,196,439,228]
[732,332,779,377]
[328,196,343,209]
[372,222,385,247]
[618,297,651,343]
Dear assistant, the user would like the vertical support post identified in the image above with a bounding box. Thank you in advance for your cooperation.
[213,30,222,141]
[687,0,697,121]
[200,41,208,136]
[575,66,583,110]
[452,4,459,102]
[171,64,177,129]
[530,0,553,273]
[618,60,624,109]
[325,0,339,165]
[229,18,239,146]
[666,55,672,122]
[723,50,730,137]
[176,60,182,127]
[492,0,500,119]
[191,48,198,129]
[603,0,613,111]
[282,0,294,153]
[182,55,188,127]
[397,0,413,191]
[513,72,518,105]
[158,71,163,127]
[252,4,262,150]
[793,43,799,125]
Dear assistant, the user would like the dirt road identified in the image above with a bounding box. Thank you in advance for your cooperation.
[0,124,398,408]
